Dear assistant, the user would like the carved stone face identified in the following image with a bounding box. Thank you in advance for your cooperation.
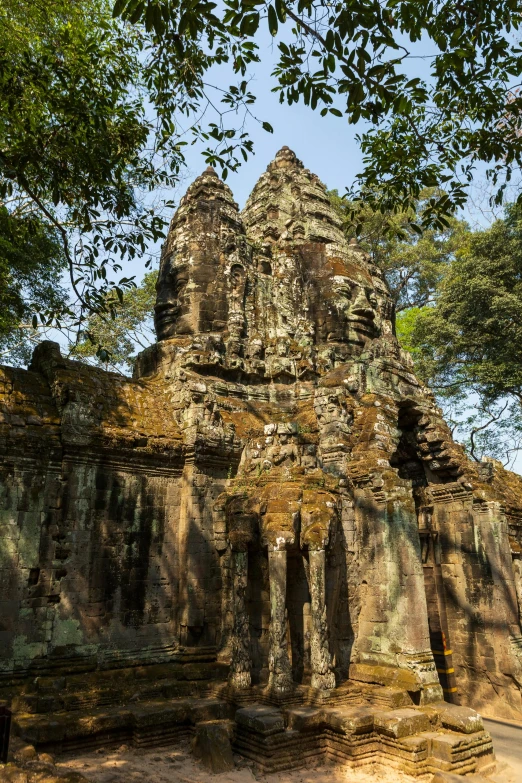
[230,264,245,292]
[154,244,233,340]
[324,274,379,347]
[154,256,191,339]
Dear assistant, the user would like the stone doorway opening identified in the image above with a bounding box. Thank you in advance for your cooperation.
[246,546,316,688]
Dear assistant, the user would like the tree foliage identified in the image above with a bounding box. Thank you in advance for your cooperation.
[409,204,522,405]
[4,0,522,347]
[0,208,68,365]
[115,0,522,229]
[399,204,522,467]
[0,0,255,346]
[70,270,157,371]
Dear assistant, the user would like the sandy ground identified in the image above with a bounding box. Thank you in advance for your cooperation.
[54,736,521,783]
[56,740,424,783]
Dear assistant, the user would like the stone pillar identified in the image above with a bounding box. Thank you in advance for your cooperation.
[514,557,522,626]
[267,546,293,694]
[354,485,442,703]
[228,549,252,689]
[309,548,336,691]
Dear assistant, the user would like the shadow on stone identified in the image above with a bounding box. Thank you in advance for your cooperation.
[192,719,235,773]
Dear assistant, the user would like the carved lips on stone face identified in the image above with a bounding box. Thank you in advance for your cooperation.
[311,258,380,353]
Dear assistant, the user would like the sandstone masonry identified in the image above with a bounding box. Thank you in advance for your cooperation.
[1,148,522,776]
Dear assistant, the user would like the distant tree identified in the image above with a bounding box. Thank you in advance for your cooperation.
[410,204,522,405]
[70,271,157,372]
[0,208,68,366]
[402,204,522,466]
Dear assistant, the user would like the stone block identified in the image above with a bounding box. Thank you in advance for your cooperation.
[192,720,235,773]
[235,705,285,736]
[349,662,422,691]
[424,731,470,762]
[131,700,190,728]
[374,708,430,739]
[14,714,67,745]
[284,707,323,732]
[401,734,429,753]
[435,702,484,734]
[322,705,375,735]
[189,698,231,724]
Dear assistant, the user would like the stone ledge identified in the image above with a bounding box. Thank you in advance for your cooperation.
[350,663,423,692]
[374,708,431,739]
[13,697,232,749]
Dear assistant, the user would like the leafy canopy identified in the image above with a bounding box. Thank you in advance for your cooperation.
[0,0,254,346]
[115,0,522,229]
[0,207,68,365]
[70,270,157,371]
[409,204,522,405]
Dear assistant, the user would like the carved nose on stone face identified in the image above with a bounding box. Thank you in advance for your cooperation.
[154,298,184,339]
[154,300,178,315]
[350,288,376,321]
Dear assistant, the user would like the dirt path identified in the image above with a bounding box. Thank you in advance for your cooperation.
[483,718,522,783]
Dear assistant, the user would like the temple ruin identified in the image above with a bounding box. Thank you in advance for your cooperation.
[2,147,522,778]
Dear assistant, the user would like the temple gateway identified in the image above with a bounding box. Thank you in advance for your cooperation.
[2,148,522,777]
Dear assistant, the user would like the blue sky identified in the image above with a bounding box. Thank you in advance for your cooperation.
[178,33,366,209]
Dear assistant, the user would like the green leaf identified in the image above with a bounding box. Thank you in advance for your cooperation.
[262,121,274,132]
[275,0,286,23]
[268,5,278,36]
[240,13,260,36]
[128,1,145,23]
[112,0,129,18]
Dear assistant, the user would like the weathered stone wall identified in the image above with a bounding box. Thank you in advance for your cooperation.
[1,147,522,722]
[0,345,189,679]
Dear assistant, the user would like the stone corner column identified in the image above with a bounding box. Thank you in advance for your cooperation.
[228,548,252,690]
[267,545,294,695]
[308,547,336,691]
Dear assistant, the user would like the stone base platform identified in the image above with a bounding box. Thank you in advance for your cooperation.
[234,702,494,777]
[13,697,232,754]
[4,666,496,777]
[9,677,496,778]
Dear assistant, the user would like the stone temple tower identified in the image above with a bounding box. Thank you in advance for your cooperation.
[1,148,522,775]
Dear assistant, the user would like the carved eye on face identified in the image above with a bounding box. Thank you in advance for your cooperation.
[173,270,188,300]
[367,290,378,309]
[333,283,353,302]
